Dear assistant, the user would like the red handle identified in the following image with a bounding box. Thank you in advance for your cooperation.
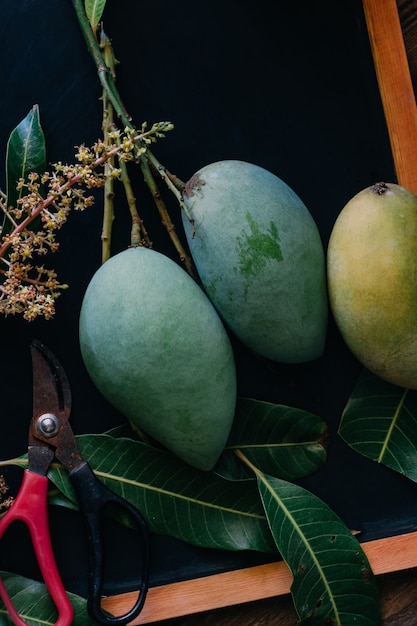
[0,470,74,626]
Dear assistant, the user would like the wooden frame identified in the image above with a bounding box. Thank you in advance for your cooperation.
[363,0,417,193]
[103,531,417,624]
[104,0,417,621]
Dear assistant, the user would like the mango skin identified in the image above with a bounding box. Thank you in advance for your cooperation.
[182,160,328,363]
[79,247,237,470]
[327,182,417,389]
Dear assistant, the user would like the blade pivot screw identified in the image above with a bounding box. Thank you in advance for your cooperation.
[37,413,60,438]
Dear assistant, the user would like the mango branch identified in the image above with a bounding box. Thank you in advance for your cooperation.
[136,151,196,275]
[146,152,194,222]
[138,158,195,275]
[72,0,131,127]
[101,76,115,262]
[119,156,152,248]
[0,143,116,261]
[71,0,195,272]
[0,126,167,320]
[100,28,117,263]
[0,124,169,262]
[100,28,152,254]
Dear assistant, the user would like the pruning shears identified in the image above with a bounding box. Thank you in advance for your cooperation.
[0,340,150,625]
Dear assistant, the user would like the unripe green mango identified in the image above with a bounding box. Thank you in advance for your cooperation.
[327,182,417,389]
[181,160,328,363]
[79,247,237,470]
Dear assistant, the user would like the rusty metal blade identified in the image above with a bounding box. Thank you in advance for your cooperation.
[31,339,72,419]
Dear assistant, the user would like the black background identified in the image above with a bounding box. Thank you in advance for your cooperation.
[0,0,414,601]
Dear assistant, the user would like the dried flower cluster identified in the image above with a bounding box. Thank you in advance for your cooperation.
[0,123,173,321]
[0,474,13,512]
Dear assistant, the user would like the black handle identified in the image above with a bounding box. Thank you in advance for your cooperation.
[69,461,150,625]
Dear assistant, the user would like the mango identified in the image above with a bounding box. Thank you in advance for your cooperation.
[79,247,237,470]
[181,160,328,363]
[327,181,417,389]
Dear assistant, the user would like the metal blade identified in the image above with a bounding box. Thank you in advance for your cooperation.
[31,339,72,421]
[30,340,84,472]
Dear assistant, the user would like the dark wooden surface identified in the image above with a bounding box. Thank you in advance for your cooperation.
[147,1,417,624]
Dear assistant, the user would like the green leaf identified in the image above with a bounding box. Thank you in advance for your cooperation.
[47,489,79,511]
[257,475,381,625]
[5,105,46,214]
[105,423,139,438]
[0,570,97,625]
[217,397,327,481]
[46,434,276,554]
[338,368,417,481]
[85,0,107,32]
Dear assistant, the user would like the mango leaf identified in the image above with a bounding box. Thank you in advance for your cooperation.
[105,423,140,438]
[0,570,96,625]
[44,434,276,554]
[216,397,327,481]
[85,0,107,32]
[257,474,381,625]
[47,489,79,511]
[5,105,46,216]
[338,368,417,481]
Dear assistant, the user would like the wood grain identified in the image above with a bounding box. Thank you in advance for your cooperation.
[102,531,417,624]
[363,0,417,192]
[397,0,417,95]
[101,569,417,625]
[147,569,417,625]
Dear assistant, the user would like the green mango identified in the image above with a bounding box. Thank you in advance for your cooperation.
[182,160,328,363]
[79,247,237,470]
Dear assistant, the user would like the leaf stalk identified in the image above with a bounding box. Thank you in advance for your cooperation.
[71,0,195,272]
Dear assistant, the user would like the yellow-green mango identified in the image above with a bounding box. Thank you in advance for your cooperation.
[327,182,417,389]
[79,247,237,470]
[182,160,328,363]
